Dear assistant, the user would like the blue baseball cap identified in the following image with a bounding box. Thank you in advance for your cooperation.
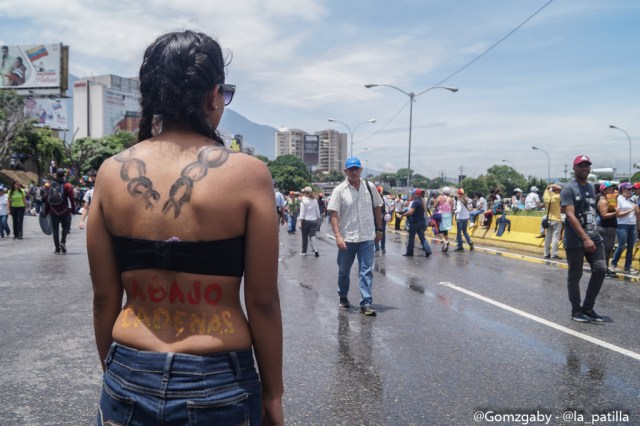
[345,157,362,169]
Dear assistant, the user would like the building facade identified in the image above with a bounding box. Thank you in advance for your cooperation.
[72,74,141,138]
[275,127,347,173]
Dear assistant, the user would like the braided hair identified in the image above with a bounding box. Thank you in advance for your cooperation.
[138,31,229,144]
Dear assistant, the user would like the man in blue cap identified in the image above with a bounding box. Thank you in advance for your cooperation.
[327,157,383,316]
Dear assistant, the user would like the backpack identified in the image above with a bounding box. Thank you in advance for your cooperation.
[48,181,66,206]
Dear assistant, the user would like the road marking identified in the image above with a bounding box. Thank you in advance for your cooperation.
[437,281,640,362]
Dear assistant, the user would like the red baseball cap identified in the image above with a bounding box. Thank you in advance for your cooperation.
[573,155,592,167]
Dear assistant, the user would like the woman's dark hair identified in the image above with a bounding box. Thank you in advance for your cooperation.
[8,180,19,197]
[138,31,229,144]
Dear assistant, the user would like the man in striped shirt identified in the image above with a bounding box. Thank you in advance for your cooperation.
[327,157,383,316]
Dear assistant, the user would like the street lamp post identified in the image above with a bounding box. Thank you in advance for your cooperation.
[327,118,376,158]
[501,159,518,170]
[609,124,632,175]
[364,83,458,187]
[531,146,551,183]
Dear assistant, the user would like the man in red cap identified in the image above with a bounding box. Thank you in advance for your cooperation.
[400,189,433,257]
[560,155,607,323]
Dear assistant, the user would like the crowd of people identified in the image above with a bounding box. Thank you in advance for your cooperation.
[273,154,640,328]
[0,170,96,250]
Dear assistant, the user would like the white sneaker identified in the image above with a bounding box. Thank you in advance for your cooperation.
[300,252,306,256]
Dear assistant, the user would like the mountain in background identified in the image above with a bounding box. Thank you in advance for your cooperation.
[219,109,277,158]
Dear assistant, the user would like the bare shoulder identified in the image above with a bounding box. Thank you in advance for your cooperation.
[228,153,272,188]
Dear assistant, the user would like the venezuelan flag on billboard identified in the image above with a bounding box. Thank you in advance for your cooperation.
[1,43,63,92]
[25,45,48,62]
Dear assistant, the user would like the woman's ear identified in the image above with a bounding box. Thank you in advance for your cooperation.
[205,85,220,113]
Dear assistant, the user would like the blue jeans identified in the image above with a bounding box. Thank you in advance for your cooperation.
[98,343,262,426]
[288,212,298,233]
[611,224,637,270]
[456,219,472,248]
[406,220,432,255]
[375,223,386,251]
[469,209,484,225]
[337,240,375,307]
[0,215,9,236]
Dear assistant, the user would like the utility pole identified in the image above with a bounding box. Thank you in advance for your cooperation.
[564,164,568,181]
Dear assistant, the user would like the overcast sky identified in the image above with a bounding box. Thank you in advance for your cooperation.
[1,0,638,180]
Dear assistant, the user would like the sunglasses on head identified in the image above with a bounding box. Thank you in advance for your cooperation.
[218,83,235,106]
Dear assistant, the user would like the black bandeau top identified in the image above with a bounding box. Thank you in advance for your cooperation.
[112,235,245,277]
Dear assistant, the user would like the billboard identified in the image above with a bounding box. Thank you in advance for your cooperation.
[104,88,141,135]
[24,97,68,130]
[1,43,67,94]
[303,135,319,166]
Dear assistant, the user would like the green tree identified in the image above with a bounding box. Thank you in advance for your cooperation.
[66,136,102,178]
[395,168,413,186]
[72,131,136,175]
[525,176,549,193]
[317,169,344,183]
[461,176,490,196]
[268,155,312,192]
[375,172,397,187]
[411,173,429,188]
[486,165,527,195]
[255,154,269,163]
[12,125,66,182]
[0,90,26,164]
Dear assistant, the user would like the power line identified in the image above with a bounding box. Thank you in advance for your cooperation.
[433,0,556,87]
[357,0,556,147]
[354,99,411,144]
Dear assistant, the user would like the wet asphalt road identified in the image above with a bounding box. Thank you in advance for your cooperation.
[1,217,639,425]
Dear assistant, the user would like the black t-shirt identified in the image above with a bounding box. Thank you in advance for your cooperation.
[560,179,602,248]
[408,199,426,225]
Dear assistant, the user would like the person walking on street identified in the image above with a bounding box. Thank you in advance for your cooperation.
[375,186,390,254]
[8,180,26,239]
[274,181,286,227]
[401,189,432,257]
[78,183,94,230]
[328,157,383,316]
[610,182,639,274]
[394,193,404,231]
[0,186,10,237]
[298,186,321,256]
[44,168,76,253]
[454,188,474,251]
[543,183,563,260]
[560,155,607,323]
[434,187,454,252]
[286,191,300,234]
[596,182,618,277]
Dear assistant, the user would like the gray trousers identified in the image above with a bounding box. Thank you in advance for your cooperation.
[565,242,606,315]
[301,219,317,253]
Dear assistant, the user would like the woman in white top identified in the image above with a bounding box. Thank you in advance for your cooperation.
[298,186,322,256]
[610,182,639,273]
[454,188,474,251]
[0,186,10,237]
